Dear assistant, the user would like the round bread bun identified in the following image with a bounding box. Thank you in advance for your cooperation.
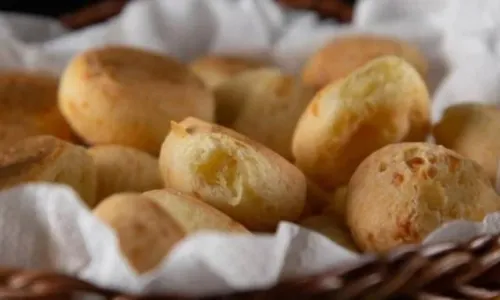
[0,72,74,145]
[190,55,266,89]
[302,35,428,90]
[159,117,307,231]
[322,185,348,224]
[93,190,249,273]
[58,45,215,155]
[214,68,315,160]
[300,215,358,252]
[433,103,500,185]
[347,142,500,252]
[292,56,431,189]
[0,135,97,207]
[88,145,163,201]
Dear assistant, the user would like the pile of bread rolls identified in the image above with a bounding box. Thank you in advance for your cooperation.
[1,34,499,273]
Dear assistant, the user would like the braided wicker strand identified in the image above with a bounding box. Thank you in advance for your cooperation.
[1,235,500,299]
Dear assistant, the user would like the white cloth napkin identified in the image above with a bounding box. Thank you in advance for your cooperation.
[0,0,500,296]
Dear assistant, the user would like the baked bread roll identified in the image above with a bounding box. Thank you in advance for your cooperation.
[433,103,500,185]
[93,190,249,273]
[88,145,163,201]
[347,142,500,252]
[302,35,428,90]
[300,215,358,252]
[302,179,332,218]
[0,135,97,207]
[58,46,215,155]
[322,185,348,224]
[214,68,315,160]
[159,117,307,230]
[190,55,266,89]
[292,56,430,189]
[0,72,73,146]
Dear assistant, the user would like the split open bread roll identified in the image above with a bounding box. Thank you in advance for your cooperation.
[347,142,500,252]
[93,190,249,273]
[0,72,74,146]
[292,56,431,189]
[0,135,97,207]
[190,55,266,89]
[88,145,163,201]
[214,68,315,160]
[433,103,500,184]
[302,35,428,90]
[159,117,307,230]
[300,215,358,252]
[58,45,214,155]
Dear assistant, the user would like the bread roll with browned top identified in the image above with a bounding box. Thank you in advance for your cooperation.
[159,117,307,230]
[214,68,315,160]
[0,72,74,146]
[88,145,163,201]
[190,55,266,89]
[433,103,500,184]
[58,46,215,154]
[93,190,248,273]
[347,142,500,252]
[293,56,430,189]
[302,35,428,90]
[0,135,97,207]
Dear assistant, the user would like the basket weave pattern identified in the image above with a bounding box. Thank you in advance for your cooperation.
[1,234,500,299]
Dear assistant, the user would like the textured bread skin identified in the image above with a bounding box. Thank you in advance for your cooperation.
[292,56,430,189]
[214,68,315,160]
[0,72,74,146]
[0,135,97,207]
[190,55,266,89]
[94,190,248,273]
[93,193,185,274]
[300,215,358,252]
[433,103,500,185]
[88,145,163,202]
[58,46,215,155]
[346,142,500,252]
[302,35,428,90]
[159,117,307,231]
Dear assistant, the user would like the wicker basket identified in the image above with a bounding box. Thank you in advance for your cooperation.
[7,1,500,299]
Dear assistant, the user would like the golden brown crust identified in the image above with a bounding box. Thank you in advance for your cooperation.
[88,145,163,202]
[346,142,500,252]
[433,103,500,185]
[93,193,186,273]
[0,72,74,145]
[190,55,267,89]
[292,56,430,189]
[214,68,315,160]
[58,45,215,154]
[302,35,428,90]
[94,190,249,273]
[159,117,307,231]
[0,135,97,207]
[300,215,358,252]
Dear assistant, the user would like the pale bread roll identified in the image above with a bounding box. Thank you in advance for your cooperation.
[0,72,74,146]
[94,190,248,273]
[58,46,215,155]
[190,55,266,89]
[302,35,428,90]
[159,117,307,230]
[293,56,430,189]
[300,215,358,252]
[88,145,163,201]
[0,135,97,207]
[347,142,500,252]
[433,103,500,184]
[214,68,315,160]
